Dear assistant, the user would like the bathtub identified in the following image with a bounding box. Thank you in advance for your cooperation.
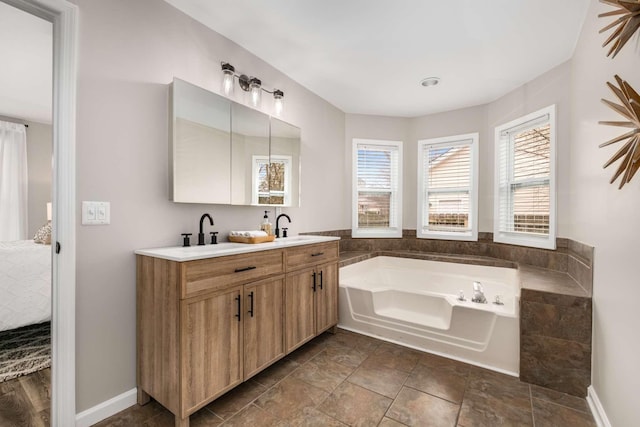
[339,256,520,375]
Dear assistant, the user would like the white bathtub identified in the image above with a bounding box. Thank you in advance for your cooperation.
[339,256,520,375]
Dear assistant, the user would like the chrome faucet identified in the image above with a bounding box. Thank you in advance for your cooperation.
[198,213,214,246]
[471,281,487,304]
[275,213,291,238]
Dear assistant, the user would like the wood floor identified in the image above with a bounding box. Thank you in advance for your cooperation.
[0,368,50,427]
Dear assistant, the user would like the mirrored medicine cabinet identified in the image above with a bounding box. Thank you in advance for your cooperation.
[169,78,301,207]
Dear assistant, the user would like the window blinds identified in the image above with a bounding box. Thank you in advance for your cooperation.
[497,121,551,235]
[356,143,400,229]
[422,142,472,233]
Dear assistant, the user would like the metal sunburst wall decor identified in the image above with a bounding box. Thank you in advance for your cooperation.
[599,0,640,58]
[599,75,640,189]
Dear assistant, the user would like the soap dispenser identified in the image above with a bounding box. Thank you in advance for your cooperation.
[260,210,273,236]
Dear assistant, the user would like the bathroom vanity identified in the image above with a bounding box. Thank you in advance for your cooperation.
[135,236,339,427]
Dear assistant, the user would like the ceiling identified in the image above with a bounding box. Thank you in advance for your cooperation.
[0,2,52,124]
[165,0,590,118]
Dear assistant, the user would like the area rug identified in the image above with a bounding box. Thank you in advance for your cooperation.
[0,322,50,383]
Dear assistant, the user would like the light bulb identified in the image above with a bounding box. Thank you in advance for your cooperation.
[273,89,284,117]
[249,78,262,108]
[221,63,235,96]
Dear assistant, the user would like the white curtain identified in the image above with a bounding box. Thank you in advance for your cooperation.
[0,120,28,241]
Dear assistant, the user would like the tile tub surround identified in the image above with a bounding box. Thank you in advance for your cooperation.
[95,330,596,427]
[307,230,593,296]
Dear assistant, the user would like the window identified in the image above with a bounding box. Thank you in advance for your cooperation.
[417,133,478,241]
[352,139,402,238]
[494,105,556,249]
[252,155,292,205]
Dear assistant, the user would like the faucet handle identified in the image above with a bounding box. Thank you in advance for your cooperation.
[210,231,218,245]
[493,295,504,305]
[282,228,288,238]
[457,290,466,301]
[181,233,192,247]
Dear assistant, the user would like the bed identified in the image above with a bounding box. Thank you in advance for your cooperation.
[0,240,51,331]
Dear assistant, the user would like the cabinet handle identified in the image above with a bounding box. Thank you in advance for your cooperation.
[312,272,317,292]
[248,291,254,317]
[235,266,257,273]
[235,295,241,321]
[310,252,324,257]
[319,270,323,290]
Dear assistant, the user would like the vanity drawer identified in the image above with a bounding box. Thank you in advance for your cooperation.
[286,242,339,271]
[182,250,285,298]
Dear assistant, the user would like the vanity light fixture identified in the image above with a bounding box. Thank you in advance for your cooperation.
[420,77,440,87]
[221,62,284,116]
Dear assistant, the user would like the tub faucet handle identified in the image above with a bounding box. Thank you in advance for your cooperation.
[493,295,504,305]
[457,290,466,301]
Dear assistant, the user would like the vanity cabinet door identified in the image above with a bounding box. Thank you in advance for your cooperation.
[244,276,285,379]
[181,286,243,414]
[315,262,339,334]
[285,268,316,353]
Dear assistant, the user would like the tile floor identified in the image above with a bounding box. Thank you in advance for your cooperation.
[96,330,596,427]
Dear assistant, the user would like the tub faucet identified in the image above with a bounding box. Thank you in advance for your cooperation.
[275,213,291,238]
[471,281,487,304]
[198,213,214,246]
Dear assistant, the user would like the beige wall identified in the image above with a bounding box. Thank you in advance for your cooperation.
[570,1,640,425]
[73,0,345,411]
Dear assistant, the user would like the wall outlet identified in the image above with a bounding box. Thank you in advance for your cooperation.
[82,201,110,225]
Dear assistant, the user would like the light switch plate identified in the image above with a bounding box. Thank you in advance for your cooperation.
[82,201,110,225]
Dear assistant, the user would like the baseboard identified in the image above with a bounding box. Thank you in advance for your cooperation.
[75,388,137,427]
[587,385,612,427]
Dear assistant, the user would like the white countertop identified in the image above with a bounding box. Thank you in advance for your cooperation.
[135,235,340,262]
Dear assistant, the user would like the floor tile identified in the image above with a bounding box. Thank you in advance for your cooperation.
[223,404,280,427]
[405,363,467,404]
[347,362,408,398]
[466,368,531,411]
[322,342,369,368]
[290,351,354,393]
[418,353,471,372]
[92,401,166,427]
[532,398,596,427]
[285,339,325,364]
[378,417,408,427]
[254,376,328,420]
[277,407,347,426]
[529,384,589,413]
[318,381,392,427]
[324,330,381,354]
[205,379,266,420]
[252,358,300,388]
[386,386,459,427]
[458,393,533,427]
[363,343,420,372]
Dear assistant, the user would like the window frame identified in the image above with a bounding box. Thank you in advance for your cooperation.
[251,154,292,206]
[352,138,403,238]
[493,104,557,250]
[417,132,479,241]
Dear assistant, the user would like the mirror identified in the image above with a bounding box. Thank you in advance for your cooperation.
[169,78,301,207]
[268,118,301,207]
[230,103,270,205]
[170,78,231,204]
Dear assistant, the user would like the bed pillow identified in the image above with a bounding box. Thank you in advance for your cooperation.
[33,223,52,245]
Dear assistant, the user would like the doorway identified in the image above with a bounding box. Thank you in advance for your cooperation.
[0,0,77,425]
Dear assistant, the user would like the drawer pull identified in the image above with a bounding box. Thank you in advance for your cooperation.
[319,271,323,290]
[310,252,325,257]
[234,266,257,273]
[312,272,317,292]
[235,295,241,321]
[248,291,254,317]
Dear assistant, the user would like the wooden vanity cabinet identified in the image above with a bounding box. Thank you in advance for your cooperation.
[284,242,339,353]
[137,240,338,427]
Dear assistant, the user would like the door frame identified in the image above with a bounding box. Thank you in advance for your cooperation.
[3,0,77,425]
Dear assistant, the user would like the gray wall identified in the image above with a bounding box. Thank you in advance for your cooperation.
[73,0,345,412]
[570,0,640,425]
